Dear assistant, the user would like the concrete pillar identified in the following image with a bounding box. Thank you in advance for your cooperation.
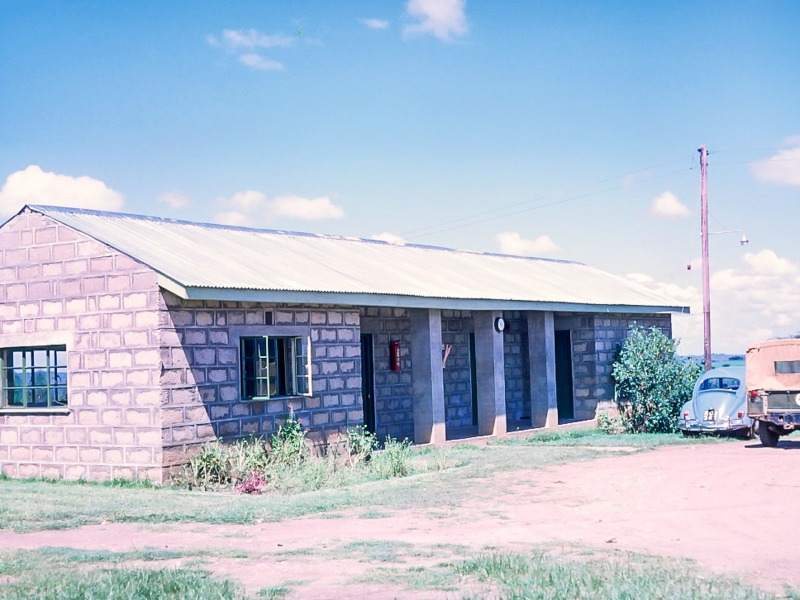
[473,311,507,436]
[409,309,446,444]
[527,311,558,428]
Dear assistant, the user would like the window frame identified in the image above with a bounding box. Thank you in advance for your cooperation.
[0,344,69,412]
[233,326,312,401]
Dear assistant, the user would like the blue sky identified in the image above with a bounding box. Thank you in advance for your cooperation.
[1,1,799,354]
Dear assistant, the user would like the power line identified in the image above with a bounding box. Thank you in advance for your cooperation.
[402,158,691,240]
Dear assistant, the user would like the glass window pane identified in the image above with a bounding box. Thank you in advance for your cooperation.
[31,389,48,408]
[7,389,24,407]
[10,351,24,367]
[54,387,68,407]
[33,350,47,366]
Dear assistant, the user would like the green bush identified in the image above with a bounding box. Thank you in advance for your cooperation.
[343,425,379,467]
[269,416,310,467]
[612,325,701,433]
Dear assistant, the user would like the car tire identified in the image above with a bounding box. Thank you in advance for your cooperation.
[681,430,699,438]
[758,422,780,447]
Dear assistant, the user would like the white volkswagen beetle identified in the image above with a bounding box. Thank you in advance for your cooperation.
[678,366,752,437]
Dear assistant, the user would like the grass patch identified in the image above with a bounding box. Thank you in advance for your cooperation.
[359,547,779,599]
[341,540,415,563]
[357,565,460,592]
[258,585,291,599]
[0,547,247,600]
[493,429,731,449]
[453,550,773,600]
[0,567,247,600]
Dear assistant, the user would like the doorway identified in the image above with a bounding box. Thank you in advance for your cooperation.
[360,334,376,433]
[554,330,574,420]
[469,332,478,426]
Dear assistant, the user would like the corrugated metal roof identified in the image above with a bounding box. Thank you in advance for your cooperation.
[23,205,686,313]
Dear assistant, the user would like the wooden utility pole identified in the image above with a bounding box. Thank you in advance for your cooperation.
[699,145,711,371]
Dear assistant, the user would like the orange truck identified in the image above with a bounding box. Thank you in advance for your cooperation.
[746,338,800,447]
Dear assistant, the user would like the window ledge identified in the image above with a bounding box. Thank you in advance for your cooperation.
[244,395,311,402]
[0,408,71,415]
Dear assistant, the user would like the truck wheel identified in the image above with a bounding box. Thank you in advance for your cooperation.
[758,423,780,447]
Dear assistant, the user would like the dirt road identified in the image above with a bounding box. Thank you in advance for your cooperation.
[3,439,799,598]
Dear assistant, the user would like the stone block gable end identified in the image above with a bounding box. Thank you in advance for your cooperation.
[0,209,164,482]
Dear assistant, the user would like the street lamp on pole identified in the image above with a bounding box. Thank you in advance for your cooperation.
[699,145,711,371]
[698,145,749,372]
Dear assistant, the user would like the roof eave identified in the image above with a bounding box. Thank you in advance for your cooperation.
[174,286,689,314]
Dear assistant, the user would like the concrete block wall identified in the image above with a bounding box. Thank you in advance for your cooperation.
[502,311,530,423]
[160,295,362,470]
[360,307,414,441]
[555,313,672,420]
[0,210,163,482]
[441,311,474,429]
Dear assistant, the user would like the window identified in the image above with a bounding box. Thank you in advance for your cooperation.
[1,345,68,409]
[776,360,800,375]
[240,336,311,400]
[699,377,740,391]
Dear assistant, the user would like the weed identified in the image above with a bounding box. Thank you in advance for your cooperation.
[269,415,310,467]
[371,436,412,478]
[596,412,626,435]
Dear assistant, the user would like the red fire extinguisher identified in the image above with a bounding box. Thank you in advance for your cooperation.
[390,340,401,371]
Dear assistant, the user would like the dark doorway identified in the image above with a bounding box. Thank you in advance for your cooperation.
[469,332,478,426]
[554,330,574,420]
[360,334,376,433]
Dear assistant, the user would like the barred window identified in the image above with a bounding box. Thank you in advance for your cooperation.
[1,346,68,409]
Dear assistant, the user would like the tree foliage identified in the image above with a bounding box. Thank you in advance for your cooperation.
[612,326,702,433]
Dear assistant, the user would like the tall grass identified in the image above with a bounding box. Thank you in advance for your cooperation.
[178,421,424,494]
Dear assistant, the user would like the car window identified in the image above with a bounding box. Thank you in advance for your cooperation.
[699,377,740,391]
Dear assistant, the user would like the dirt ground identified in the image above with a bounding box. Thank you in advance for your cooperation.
[3,438,800,598]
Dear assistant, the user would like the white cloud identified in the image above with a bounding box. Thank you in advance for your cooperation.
[238,54,284,71]
[213,190,345,225]
[228,190,268,212]
[742,249,797,276]
[0,165,124,217]
[496,231,557,256]
[158,191,190,210]
[207,28,293,71]
[628,249,800,355]
[750,140,800,186]
[361,18,390,30]
[404,0,468,41]
[270,195,345,220]
[650,191,690,219]
[213,211,252,227]
[371,232,406,244]
[208,29,294,50]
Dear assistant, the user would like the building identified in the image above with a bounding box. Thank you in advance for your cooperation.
[0,205,686,481]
